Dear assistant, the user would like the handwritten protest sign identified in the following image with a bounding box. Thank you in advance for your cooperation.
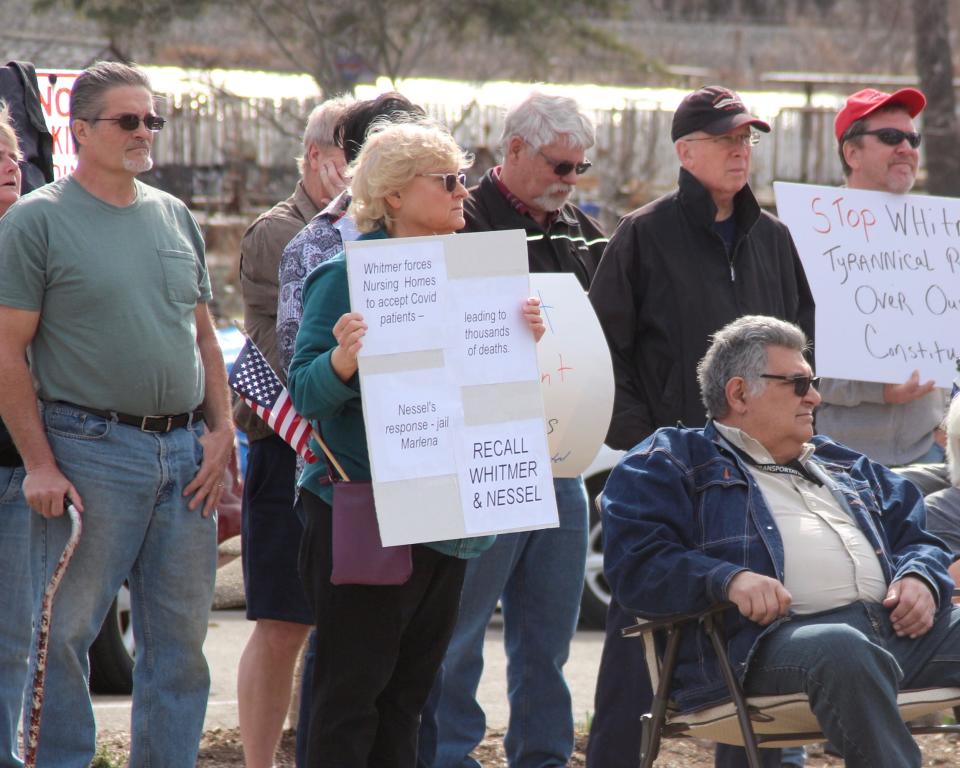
[346,230,558,546]
[531,273,614,477]
[774,181,960,387]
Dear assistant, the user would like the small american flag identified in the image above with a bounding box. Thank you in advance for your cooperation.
[229,338,317,463]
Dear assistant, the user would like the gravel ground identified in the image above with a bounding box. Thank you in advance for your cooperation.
[91,727,960,766]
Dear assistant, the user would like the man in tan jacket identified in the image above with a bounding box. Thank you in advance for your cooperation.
[234,96,351,768]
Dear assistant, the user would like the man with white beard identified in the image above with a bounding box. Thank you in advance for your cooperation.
[420,90,608,768]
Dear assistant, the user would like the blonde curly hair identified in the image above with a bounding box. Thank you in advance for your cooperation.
[348,120,472,233]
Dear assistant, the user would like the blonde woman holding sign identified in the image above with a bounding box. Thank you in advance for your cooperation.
[288,120,544,767]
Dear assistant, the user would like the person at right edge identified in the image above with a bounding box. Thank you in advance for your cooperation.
[818,87,948,468]
[586,85,815,768]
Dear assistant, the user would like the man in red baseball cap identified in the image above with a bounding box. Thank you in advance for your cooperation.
[834,87,926,194]
[818,87,948,472]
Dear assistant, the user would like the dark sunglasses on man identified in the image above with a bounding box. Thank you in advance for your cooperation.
[89,113,167,132]
[418,172,466,192]
[847,127,921,149]
[759,373,822,397]
[537,149,592,177]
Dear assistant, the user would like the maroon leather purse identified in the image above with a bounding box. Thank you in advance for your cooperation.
[329,480,413,586]
[315,428,413,586]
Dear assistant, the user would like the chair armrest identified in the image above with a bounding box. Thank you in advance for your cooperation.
[621,602,734,638]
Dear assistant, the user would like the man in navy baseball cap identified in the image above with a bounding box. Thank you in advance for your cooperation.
[587,82,814,768]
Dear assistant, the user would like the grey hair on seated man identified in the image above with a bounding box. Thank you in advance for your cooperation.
[697,315,809,420]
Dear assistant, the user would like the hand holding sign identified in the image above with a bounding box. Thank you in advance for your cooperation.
[522,298,546,342]
[883,370,936,404]
[330,312,368,381]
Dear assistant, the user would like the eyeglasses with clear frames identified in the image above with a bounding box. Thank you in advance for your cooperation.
[684,132,760,149]
[417,172,466,192]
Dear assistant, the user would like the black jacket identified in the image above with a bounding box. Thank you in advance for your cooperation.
[0,61,54,193]
[462,169,607,289]
[589,168,815,450]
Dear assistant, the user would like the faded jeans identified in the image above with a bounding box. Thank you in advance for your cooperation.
[28,404,217,767]
[744,601,960,768]
[0,466,29,768]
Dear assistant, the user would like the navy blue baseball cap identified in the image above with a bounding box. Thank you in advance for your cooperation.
[671,85,771,142]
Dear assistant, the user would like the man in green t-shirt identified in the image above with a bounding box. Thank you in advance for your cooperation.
[0,61,234,768]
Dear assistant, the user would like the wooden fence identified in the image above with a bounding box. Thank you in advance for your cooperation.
[146,90,854,226]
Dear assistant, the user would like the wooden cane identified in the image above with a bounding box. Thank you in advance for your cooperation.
[23,504,82,768]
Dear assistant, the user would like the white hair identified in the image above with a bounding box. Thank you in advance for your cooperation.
[499,90,595,155]
[298,95,354,175]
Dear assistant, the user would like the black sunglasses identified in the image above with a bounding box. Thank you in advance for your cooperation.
[90,113,166,132]
[759,374,821,397]
[418,172,466,192]
[849,127,921,149]
[537,150,592,177]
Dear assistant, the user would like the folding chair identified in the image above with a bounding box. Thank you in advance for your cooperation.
[624,602,960,768]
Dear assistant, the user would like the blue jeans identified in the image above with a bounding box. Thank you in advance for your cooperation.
[420,477,588,768]
[0,466,29,768]
[28,404,217,767]
[745,601,960,768]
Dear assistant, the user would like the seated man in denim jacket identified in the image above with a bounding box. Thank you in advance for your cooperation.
[602,314,960,768]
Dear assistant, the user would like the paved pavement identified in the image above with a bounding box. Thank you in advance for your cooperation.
[93,552,606,734]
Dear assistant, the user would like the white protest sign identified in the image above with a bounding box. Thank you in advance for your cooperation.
[457,419,557,534]
[346,239,447,356]
[36,70,80,179]
[360,368,461,483]
[346,230,558,546]
[531,273,614,477]
[446,274,539,385]
[774,181,960,387]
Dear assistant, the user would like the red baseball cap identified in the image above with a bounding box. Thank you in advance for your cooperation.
[834,87,926,141]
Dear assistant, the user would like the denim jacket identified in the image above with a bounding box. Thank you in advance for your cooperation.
[602,421,956,713]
